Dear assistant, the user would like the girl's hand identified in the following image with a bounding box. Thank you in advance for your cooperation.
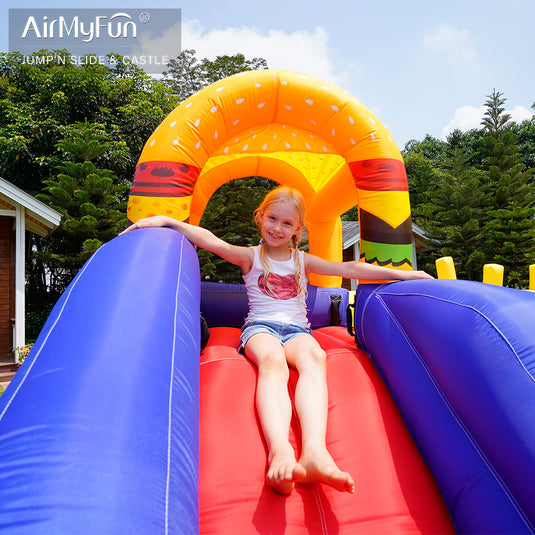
[120,215,172,235]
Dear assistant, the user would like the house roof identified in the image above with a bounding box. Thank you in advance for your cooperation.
[341,220,432,251]
[301,220,432,252]
[0,177,62,237]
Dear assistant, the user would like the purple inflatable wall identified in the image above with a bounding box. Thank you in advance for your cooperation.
[354,279,535,534]
[0,228,200,534]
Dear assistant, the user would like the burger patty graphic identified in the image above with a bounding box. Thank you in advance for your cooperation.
[258,273,298,300]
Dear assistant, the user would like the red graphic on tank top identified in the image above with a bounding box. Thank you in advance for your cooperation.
[258,273,298,300]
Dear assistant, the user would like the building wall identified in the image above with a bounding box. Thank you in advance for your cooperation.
[0,217,14,359]
[342,246,354,290]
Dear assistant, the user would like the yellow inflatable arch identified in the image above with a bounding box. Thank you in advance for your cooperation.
[127,70,413,287]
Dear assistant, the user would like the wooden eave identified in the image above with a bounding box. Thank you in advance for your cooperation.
[0,178,61,237]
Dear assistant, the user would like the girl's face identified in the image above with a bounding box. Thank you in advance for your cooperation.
[260,201,302,248]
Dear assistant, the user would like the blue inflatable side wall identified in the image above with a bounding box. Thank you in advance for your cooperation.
[0,229,200,534]
[354,280,535,534]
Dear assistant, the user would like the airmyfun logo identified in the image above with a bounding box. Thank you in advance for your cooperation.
[9,9,181,74]
[21,12,139,43]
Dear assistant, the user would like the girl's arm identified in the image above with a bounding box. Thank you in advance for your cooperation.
[304,253,433,281]
[121,216,253,272]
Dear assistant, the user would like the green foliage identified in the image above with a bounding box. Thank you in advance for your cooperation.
[405,90,535,286]
[0,47,271,335]
[163,49,268,101]
[478,91,535,287]
[35,123,129,290]
[404,134,448,163]
[413,149,489,280]
[13,344,33,367]
[0,50,179,192]
[0,49,178,331]
[513,118,535,170]
[404,151,439,220]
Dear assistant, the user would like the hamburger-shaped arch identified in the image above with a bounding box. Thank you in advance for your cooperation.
[127,70,412,286]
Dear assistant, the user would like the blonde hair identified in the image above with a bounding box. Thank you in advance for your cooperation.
[253,186,307,300]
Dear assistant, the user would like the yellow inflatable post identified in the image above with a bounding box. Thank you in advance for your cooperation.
[436,257,457,280]
[483,264,504,286]
[127,70,414,286]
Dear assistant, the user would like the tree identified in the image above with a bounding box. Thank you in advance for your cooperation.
[403,134,448,163]
[0,49,175,337]
[404,92,535,284]
[404,151,439,222]
[417,148,489,279]
[0,50,179,192]
[30,123,128,326]
[0,48,272,337]
[479,90,535,287]
[163,49,268,101]
[512,116,535,171]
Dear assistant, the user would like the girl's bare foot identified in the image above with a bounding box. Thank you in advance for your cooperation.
[300,447,355,493]
[267,447,307,495]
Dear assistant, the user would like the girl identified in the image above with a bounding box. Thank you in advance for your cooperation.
[121,186,433,495]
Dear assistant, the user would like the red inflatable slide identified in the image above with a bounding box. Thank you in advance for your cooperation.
[199,325,455,534]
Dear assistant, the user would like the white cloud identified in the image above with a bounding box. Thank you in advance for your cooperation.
[180,20,355,89]
[422,23,478,73]
[441,105,485,138]
[133,20,182,72]
[509,105,535,123]
[441,104,533,139]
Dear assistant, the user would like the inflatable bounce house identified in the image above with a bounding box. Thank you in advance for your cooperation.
[1,70,534,534]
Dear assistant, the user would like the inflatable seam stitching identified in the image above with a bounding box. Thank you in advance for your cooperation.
[312,484,329,535]
[356,288,375,351]
[165,233,186,534]
[200,357,247,365]
[375,294,534,530]
[0,249,100,422]
[380,291,535,384]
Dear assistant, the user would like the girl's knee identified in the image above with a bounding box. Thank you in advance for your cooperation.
[313,347,327,366]
[306,344,325,358]
[257,351,290,378]
[301,347,327,372]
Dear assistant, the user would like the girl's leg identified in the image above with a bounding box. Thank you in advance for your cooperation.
[285,335,355,493]
[244,333,306,494]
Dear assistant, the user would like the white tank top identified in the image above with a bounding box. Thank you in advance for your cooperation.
[243,246,309,328]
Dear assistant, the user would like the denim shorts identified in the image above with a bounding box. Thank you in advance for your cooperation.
[239,319,312,352]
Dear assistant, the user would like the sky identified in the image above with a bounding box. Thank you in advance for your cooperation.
[2,0,534,149]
